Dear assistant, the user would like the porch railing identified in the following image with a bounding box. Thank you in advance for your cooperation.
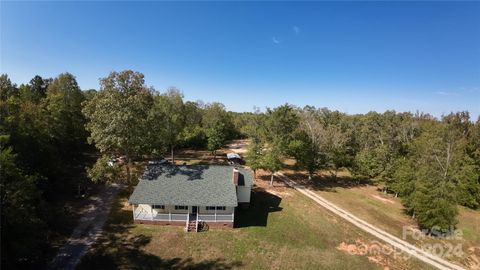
[133,209,188,221]
[133,209,233,223]
[198,213,234,222]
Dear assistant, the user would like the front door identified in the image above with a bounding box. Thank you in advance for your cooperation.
[192,206,198,214]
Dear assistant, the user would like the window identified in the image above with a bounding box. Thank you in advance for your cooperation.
[216,206,226,211]
[153,205,164,209]
[206,206,216,211]
[175,205,188,210]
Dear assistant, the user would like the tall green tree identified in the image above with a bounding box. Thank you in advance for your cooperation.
[206,122,226,159]
[244,108,267,179]
[83,70,153,183]
[261,146,283,186]
[264,104,298,154]
[150,88,185,162]
[289,107,326,179]
[0,74,18,101]
[260,104,298,184]
[442,112,480,208]
[45,73,87,153]
[324,124,352,179]
[397,118,471,229]
[245,137,264,179]
[181,101,206,148]
[202,103,232,158]
[29,75,50,103]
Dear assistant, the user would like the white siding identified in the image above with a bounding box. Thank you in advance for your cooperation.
[236,186,251,203]
[136,205,237,215]
[198,206,234,214]
[138,204,191,214]
[171,205,189,214]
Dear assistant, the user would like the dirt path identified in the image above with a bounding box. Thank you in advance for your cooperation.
[276,172,465,270]
[49,184,122,270]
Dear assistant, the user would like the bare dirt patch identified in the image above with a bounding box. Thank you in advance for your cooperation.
[223,139,249,154]
[372,195,395,204]
[254,170,293,197]
[336,239,405,270]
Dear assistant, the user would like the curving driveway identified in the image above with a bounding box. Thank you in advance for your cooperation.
[276,172,465,270]
[49,184,121,270]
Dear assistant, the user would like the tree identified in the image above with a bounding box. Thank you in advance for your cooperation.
[29,75,50,102]
[412,175,458,231]
[202,103,232,158]
[181,101,206,148]
[150,88,185,162]
[289,107,326,180]
[324,124,351,179]
[245,137,263,179]
[258,104,298,185]
[44,73,87,153]
[243,107,266,179]
[0,74,18,101]
[264,104,298,154]
[261,146,283,186]
[442,112,480,209]
[206,122,226,159]
[83,70,153,183]
[396,119,466,229]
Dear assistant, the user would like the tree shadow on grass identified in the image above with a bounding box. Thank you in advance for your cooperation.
[281,172,373,192]
[77,188,243,270]
[235,187,282,228]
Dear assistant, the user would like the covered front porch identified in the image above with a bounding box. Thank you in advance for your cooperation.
[132,204,235,223]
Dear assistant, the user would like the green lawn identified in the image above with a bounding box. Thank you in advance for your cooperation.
[283,169,480,269]
[78,180,431,270]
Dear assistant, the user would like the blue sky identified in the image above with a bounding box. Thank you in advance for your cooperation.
[1,1,479,119]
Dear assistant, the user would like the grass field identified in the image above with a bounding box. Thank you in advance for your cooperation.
[78,172,432,270]
[282,168,480,269]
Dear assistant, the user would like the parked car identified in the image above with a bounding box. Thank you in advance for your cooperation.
[226,153,245,165]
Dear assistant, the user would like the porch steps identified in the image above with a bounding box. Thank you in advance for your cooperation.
[186,214,197,232]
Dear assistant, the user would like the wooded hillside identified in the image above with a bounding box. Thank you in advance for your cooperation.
[1,70,479,268]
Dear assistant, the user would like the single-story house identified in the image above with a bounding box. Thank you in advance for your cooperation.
[129,165,253,231]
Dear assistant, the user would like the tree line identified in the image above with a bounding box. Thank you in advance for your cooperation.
[243,105,480,232]
[1,73,89,269]
[1,69,479,267]
[0,70,240,268]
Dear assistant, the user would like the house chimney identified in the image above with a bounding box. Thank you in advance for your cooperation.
[232,167,239,185]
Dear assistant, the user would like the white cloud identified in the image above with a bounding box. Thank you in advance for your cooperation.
[272,37,281,44]
[293,26,300,35]
[435,91,460,97]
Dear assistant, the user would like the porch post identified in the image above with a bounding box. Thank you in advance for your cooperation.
[215,207,217,222]
[169,207,171,221]
[132,205,135,220]
[150,205,153,221]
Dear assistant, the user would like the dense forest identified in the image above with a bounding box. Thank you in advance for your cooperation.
[1,70,479,268]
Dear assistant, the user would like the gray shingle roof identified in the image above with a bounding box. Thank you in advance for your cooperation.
[128,165,253,207]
